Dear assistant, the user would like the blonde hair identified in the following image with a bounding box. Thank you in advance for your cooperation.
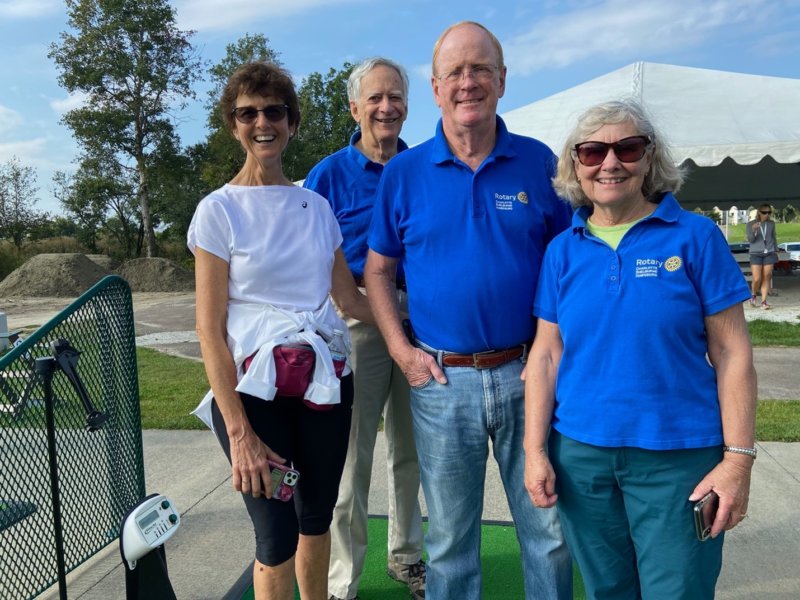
[552,99,685,208]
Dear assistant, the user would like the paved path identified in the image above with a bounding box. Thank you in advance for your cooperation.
[41,432,800,599]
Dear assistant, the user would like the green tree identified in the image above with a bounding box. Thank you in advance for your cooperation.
[148,137,207,243]
[194,33,282,191]
[54,152,136,253]
[284,63,357,181]
[0,157,47,250]
[49,0,202,257]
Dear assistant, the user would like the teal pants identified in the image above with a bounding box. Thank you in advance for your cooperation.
[549,431,724,600]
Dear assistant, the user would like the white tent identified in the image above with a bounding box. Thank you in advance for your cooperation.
[501,62,800,210]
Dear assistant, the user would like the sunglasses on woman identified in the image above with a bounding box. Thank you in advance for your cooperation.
[759,210,772,215]
[573,135,652,167]
[231,104,289,125]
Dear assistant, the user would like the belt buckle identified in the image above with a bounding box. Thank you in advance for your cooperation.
[472,349,498,369]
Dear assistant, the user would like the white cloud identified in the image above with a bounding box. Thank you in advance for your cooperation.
[0,138,49,166]
[0,0,59,19]
[50,91,88,114]
[173,0,366,32]
[0,105,22,134]
[503,0,773,74]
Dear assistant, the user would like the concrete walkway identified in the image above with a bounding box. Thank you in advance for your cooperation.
[31,291,800,598]
[40,431,800,599]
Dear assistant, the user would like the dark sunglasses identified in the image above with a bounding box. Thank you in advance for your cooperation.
[573,135,652,167]
[759,210,772,215]
[231,104,290,124]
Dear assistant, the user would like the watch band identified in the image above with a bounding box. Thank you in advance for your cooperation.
[723,445,757,460]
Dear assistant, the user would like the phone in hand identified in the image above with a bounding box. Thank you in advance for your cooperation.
[266,460,300,502]
[693,491,719,541]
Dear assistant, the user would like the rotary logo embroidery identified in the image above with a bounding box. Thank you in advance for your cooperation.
[664,256,682,272]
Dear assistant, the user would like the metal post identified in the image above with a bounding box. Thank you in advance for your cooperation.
[36,357,68,600]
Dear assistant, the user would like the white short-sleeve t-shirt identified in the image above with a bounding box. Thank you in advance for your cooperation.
[187,184,343,311]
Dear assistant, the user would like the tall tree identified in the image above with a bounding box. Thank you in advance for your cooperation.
[0,157,46,250]
[49,0,202,257]
[195,33,282,191]
[54,152,136,253]
[284,63,357,181]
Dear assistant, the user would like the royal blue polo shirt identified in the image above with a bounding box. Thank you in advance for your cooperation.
[368,117,572,353]
[304,131,408,279]
[534,193,751,450]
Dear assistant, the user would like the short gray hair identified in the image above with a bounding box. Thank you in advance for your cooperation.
[552,99,685,208]
[347,57,409,103]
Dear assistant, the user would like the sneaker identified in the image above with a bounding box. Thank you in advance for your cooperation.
[748,295,757,307]
[387,559,426,599]
[761,301,771,310]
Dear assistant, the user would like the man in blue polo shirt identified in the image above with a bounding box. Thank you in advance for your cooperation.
[364,21,572,600]
[304,57,425,600]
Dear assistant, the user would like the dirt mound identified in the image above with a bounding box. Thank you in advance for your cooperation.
[0,253,111,297]
[86,254,120,271]
[115,258,194,292]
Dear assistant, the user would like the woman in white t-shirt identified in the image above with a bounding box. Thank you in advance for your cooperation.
[187,62,372,600]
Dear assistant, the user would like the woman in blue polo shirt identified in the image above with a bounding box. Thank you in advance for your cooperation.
[523,100,756,599]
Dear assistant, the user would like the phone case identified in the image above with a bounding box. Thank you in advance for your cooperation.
[266,461,300,502]
[693,492,719,541]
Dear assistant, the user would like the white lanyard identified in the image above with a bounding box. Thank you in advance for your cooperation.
[760,223,769,253]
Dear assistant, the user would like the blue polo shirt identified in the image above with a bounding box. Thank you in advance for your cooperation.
[304,131,408,278]
[534,193,751,450]
[368,117,572,353]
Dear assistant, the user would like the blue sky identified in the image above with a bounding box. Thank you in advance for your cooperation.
[1,0,799,214]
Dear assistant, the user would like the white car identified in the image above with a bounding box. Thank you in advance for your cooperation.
[778,242,800,266]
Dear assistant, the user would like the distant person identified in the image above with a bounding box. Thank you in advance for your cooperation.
[524,99,757,599]
[365,21,572,599]
[304,57,425,600]
[187,62,372,600]
[747,203,778,309]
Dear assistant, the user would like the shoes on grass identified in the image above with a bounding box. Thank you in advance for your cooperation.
[387,558,426,599]
[761,301,771,310]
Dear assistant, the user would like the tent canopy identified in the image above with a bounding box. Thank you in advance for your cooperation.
[501,62,800,210]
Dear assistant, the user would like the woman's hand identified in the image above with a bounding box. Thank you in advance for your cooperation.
[689,454,753,538]
[229,425,287,498]
[525,447,558,509]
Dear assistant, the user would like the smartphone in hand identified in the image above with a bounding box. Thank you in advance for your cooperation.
[693,491,719,541]
[266,460,300,502]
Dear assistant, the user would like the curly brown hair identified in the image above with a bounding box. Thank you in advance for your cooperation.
[219,62,301,134]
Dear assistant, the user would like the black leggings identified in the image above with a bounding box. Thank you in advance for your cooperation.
[211,374,353,566]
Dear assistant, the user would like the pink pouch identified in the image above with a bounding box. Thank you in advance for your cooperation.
[243,344,315,398]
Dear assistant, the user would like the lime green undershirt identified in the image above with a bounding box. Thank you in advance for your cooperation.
[586,219,638,250]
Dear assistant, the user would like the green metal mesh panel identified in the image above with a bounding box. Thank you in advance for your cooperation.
[0,275,145,599]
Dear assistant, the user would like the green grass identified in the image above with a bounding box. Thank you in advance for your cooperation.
[748,320,800,346]
[756,400,800,442]
[136,347,208,430]
[724,222,800,243]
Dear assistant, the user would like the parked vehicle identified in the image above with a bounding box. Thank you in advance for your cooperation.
[778,242,800,269]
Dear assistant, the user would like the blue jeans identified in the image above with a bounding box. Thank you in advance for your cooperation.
[411,345,572,600]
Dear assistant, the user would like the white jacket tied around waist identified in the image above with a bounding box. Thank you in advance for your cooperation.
[193,299,351,432]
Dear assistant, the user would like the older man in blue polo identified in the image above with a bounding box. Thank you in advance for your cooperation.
[305,57,425,600]
[365,22,572,600]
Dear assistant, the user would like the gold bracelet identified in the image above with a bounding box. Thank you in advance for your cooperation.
[723,445,757,460]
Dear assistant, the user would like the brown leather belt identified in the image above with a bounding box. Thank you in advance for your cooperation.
[440,344,528,369]
[353,275,407,292]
